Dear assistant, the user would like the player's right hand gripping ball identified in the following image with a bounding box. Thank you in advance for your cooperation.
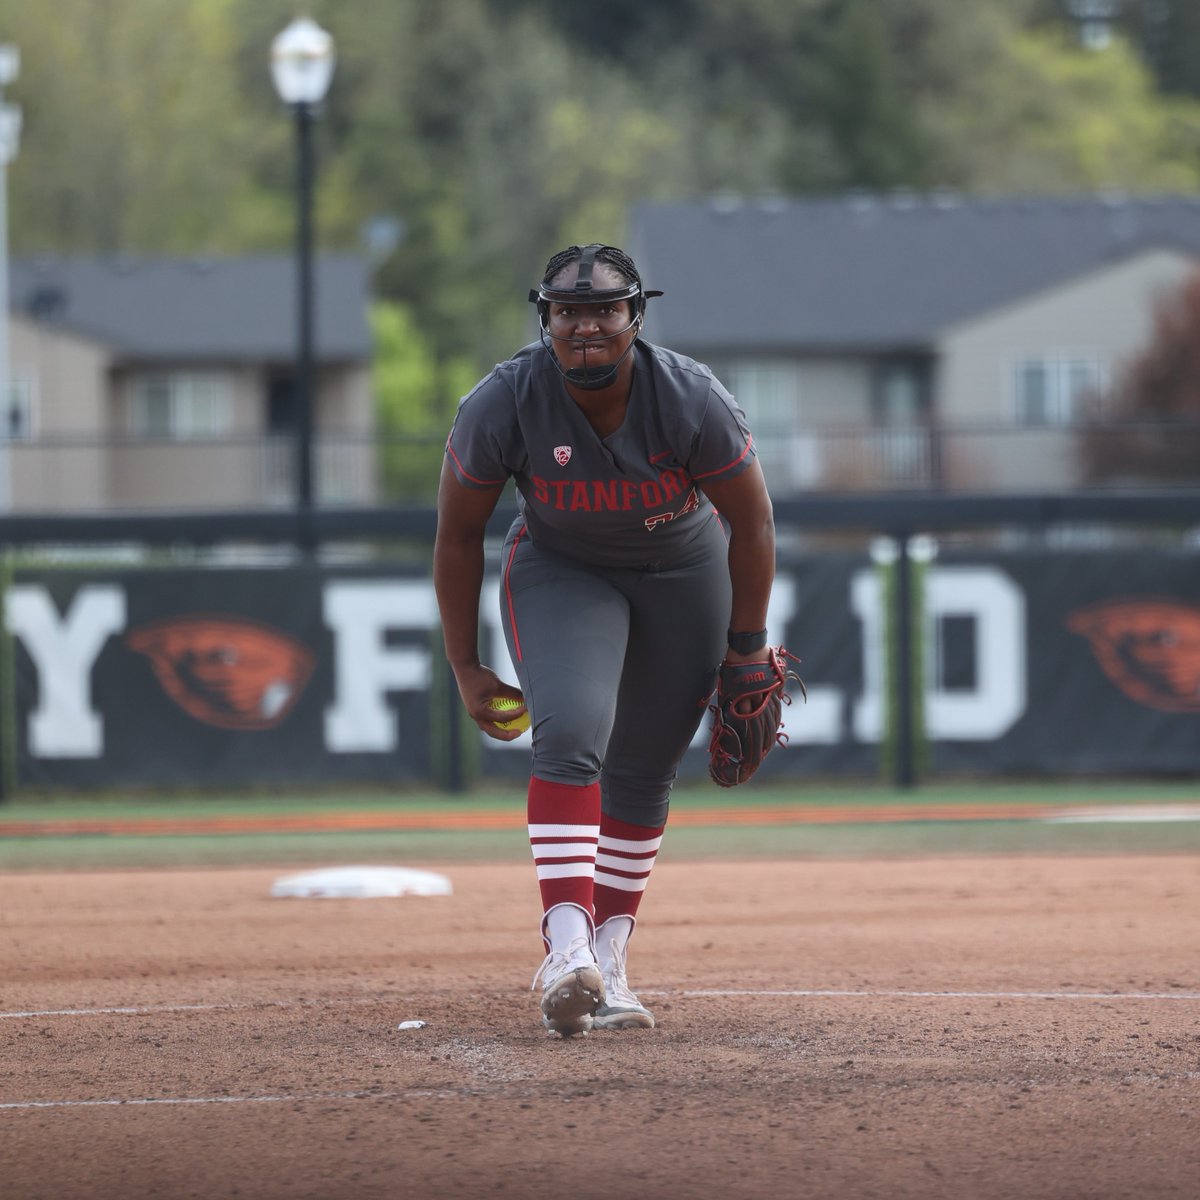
[708,647,804,788]
[489,696,531,733]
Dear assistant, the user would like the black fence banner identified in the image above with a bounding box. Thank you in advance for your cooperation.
[5,566,436,788]
[3,548,1198,790]
[929,548,1200,775]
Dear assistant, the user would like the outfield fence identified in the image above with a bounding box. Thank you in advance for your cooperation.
[0,489,1197,797]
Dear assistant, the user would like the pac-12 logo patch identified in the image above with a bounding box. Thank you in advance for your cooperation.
[1067,598,1200,713]
[126,615,315,730]
[553,445,572,466]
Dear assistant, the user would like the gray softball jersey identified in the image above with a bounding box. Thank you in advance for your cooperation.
[445,340,756,568]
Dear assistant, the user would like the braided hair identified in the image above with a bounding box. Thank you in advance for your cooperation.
[542,244,643,291]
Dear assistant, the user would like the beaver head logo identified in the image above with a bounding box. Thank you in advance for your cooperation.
[126,616,315,730]
[1067,599,1200,713]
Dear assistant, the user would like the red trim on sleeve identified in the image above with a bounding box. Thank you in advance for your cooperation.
[445,438,506,487]
[690,435,754,481]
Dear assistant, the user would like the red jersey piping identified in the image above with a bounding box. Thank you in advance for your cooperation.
[503,524,528,661]
[690,435,754,480]
[445,439,506,487]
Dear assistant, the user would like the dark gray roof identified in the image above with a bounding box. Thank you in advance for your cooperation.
[9,254,373,363]
[629,195,1200,354]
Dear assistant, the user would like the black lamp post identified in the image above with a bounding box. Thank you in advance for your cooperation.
[270,17,335,519]
[0,45,21,512]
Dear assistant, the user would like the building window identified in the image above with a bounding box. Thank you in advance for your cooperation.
[130,373,234,438]
[874,363,924,427]
[2,375,36,440]
[710,360,799,438]
[1014,358,1103,427]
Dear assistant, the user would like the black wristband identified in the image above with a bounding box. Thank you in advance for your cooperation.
[727,628,768,655]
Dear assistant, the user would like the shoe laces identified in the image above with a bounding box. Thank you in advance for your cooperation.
[531,935,595,991]
[600,936,641,1008]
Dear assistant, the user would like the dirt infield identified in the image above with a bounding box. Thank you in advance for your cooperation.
[3,854,1198,1199]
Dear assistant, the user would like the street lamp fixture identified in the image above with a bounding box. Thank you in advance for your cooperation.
[270,16,335,106]
[270,17,335,524]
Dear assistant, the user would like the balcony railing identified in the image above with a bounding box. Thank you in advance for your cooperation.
[755,423,1200,495]
[0,424,1193,513]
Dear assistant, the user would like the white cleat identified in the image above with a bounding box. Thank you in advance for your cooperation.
[532,936,605,1038]
[593,933,655,1030]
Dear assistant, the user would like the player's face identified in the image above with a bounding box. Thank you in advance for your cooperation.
[544,265,639,371]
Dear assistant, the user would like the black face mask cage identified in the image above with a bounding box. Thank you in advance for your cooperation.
[527,244,662,332]
[526,244,664,390]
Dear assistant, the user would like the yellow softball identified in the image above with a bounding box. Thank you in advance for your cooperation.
[489,696,530,733]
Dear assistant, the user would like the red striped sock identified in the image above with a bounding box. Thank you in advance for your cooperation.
[593,813,665,925]
[527,777,600,924]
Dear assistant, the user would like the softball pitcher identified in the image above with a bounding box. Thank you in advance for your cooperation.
[434,244,778,1036]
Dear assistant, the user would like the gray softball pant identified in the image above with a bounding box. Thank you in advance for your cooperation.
[499,513,731,827]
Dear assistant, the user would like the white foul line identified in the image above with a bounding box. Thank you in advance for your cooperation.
[666,989,1200,1001]
[4,988,1200,1023]
[0,998,358,1020]
[1,1003,234,1019]
[0,1089,457,1112]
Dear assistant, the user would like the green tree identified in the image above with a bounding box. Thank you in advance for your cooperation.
[1126,0,1200,99]
[793,0,930,190]
[327,2,697,366]
[921,28,1200,193]
[1,0,276,253]
[1040,0,1200,100]
[371,302,476,500]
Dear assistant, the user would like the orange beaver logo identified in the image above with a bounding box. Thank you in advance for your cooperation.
[1067,599,1200,713]
[126,616,315,730]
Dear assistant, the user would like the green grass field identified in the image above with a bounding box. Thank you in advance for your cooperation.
[1,779,1198,870]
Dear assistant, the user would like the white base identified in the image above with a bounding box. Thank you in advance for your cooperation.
[270,865,453,899]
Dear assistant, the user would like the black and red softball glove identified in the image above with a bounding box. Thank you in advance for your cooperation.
[707,647,805,788]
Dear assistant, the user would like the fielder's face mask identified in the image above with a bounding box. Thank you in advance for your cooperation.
[529,244,663,391]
